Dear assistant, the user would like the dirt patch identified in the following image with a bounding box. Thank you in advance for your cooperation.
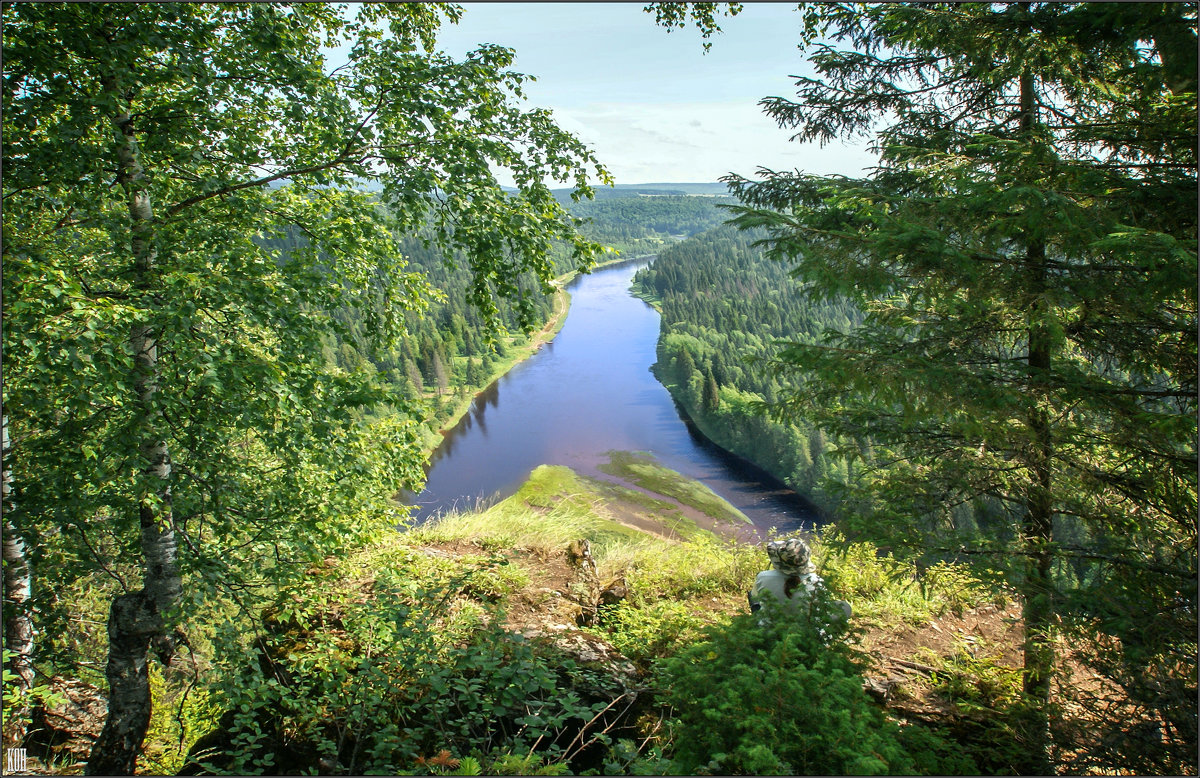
[862,602,1024,672]
[409,539,598,636]
[856,603,1024,717]
[854,601,1156,773]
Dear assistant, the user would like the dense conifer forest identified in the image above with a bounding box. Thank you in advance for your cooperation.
[3,2,1194,776]
[632,225,863,507]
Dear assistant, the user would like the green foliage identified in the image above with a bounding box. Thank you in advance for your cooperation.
[3,2,617,769]
[485,753,570,775]
[599,738,673,776]
[643,2,745,52]
[619,534,760,603]
[662,2,1196,769]
[921,561,997,618]
[142,664,221,775]
[819,537,908,600]
[560,194,731,257]
[593,600,708,666]
[656,599,976,775]
[919,640,1031,775]
[459,558,531,602]
[926,640,1024,715]
[1,649,66,745]
[814,527,1007,626]
[631,225,864,510]
[197,569,630,776]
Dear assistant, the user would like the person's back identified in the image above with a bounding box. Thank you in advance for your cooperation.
[752,568,820,608]
[749,538,852,620]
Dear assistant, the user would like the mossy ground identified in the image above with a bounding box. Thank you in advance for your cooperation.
[595,450,750,528]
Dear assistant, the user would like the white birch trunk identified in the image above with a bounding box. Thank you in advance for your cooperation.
[2,415,35,748]
[86,85,182,777]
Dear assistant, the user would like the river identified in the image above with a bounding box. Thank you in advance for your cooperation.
[406,258,820,535]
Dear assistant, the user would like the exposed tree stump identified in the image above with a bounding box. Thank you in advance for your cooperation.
[565,540,601,627]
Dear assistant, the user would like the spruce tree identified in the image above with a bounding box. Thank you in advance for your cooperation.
[713,3,1196,771]
[702,370,720,414]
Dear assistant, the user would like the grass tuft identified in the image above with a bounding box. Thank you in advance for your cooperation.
[598,450,750,525]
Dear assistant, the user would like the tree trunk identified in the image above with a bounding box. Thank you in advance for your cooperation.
[86,83,182,777]
[1022,239,1056,773]
[2,415,35,748]
[1017,67,1056,774]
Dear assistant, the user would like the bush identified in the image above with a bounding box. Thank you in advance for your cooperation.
[594,599,709,666]
[922,639,1030,774]
[921,561,1002,617]
[655,595,975,775]
[814,527,1004,625]
[142,663,221,775]
[190,576,631,775]
[818,533,912,600]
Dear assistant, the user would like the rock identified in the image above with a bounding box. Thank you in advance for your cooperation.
[863,676,894,702]
[25,677,107,767]
[554,598,586,626]
[598,578,628,607]
[522,627,641,691]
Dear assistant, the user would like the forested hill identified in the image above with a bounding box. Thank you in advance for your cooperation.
[631,225,862,508]
[256,190,732,447]
[559,193,733,257]
[549,182,731,197]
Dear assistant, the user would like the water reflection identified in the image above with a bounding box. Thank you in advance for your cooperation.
[408,259,820,534]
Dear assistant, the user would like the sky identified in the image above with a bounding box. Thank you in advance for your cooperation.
[430,3,878,187]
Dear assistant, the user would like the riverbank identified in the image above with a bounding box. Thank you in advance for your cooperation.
[415,254,656,458]
[650,364,833,521]
[628,271,832,519]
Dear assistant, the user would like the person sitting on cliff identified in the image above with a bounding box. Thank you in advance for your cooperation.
[749,537,852,621]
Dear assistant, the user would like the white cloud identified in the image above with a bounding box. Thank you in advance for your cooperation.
[554,101,877,185]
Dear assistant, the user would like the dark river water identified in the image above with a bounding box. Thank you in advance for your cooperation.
[407,258,821,535]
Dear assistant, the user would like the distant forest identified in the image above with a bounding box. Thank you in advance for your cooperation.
[259,192,734,437]
[632,226,863,509]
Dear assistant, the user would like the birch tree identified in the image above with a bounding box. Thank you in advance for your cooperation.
[2,3,607,773]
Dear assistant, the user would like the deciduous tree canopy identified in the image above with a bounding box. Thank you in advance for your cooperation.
[2,3,608,772]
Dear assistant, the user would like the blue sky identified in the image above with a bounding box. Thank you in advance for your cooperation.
[431,3,878,186]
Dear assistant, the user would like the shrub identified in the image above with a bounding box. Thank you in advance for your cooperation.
[922,639,1030,774]
[816,530,913,600]
[459,558,531,602]
[594,599,709,665]
[655,595,975,775]
[142,663,221,775]
[814,527,1003,625]
[191,575,632,775]
[921,561,1002,617]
